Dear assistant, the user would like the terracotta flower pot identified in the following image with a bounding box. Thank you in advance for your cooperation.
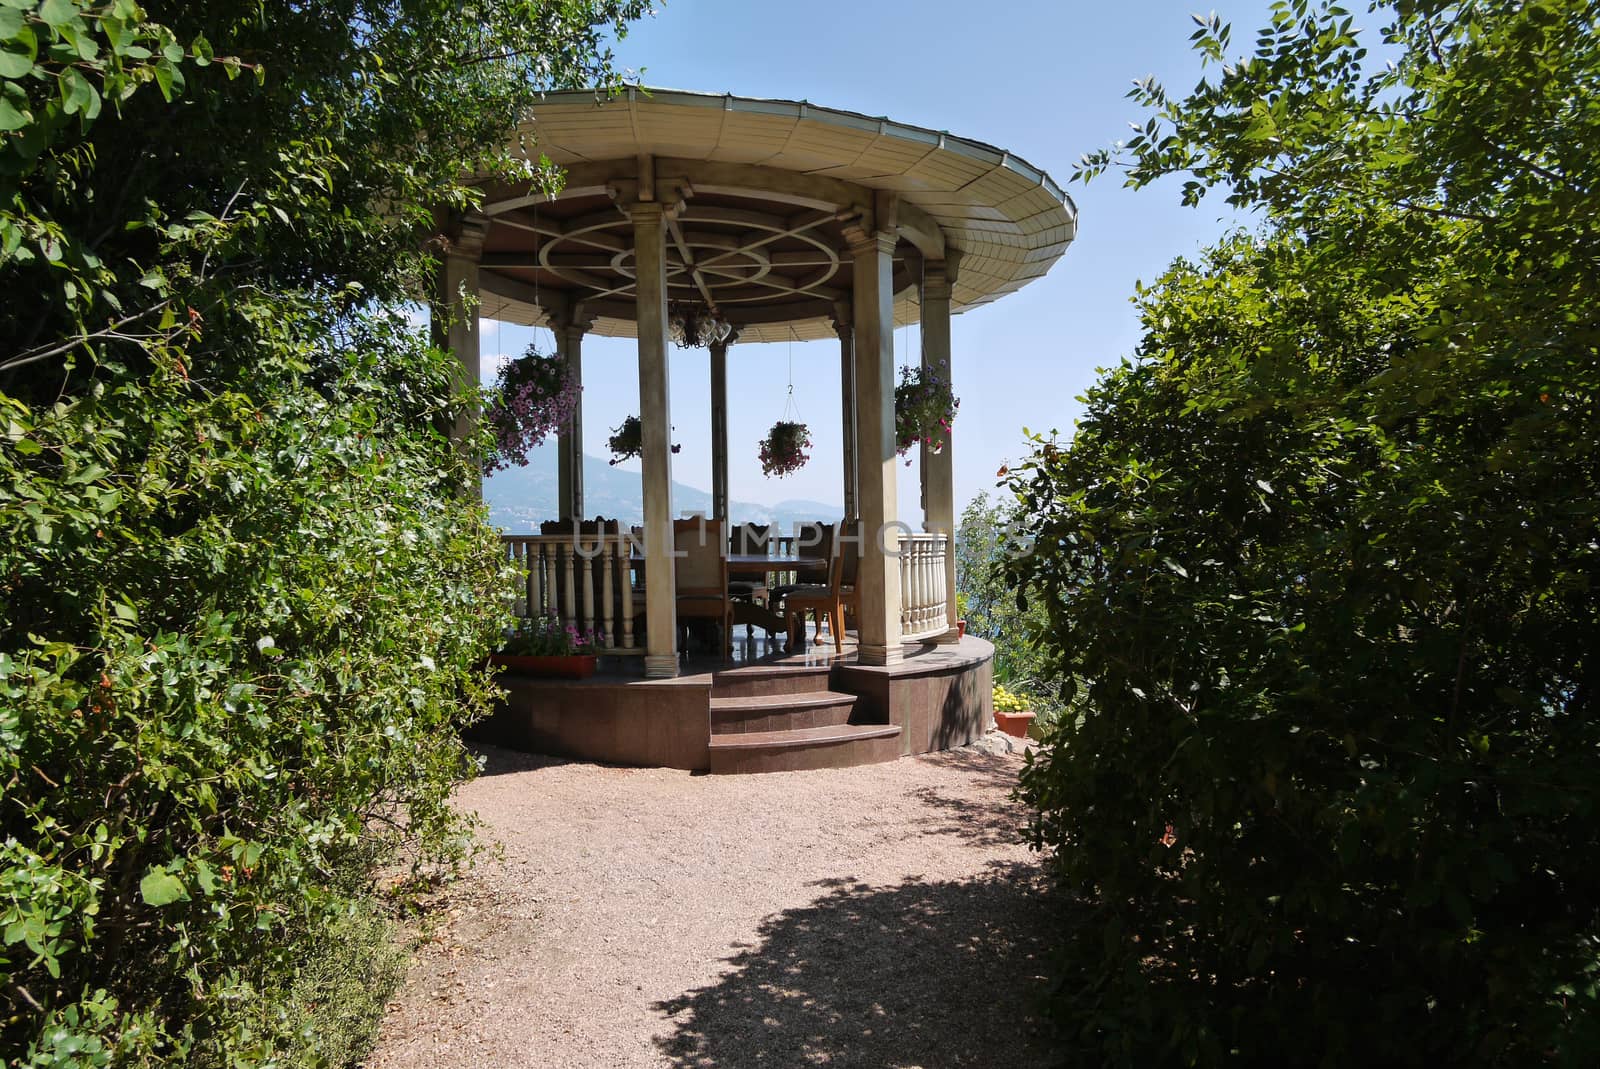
[994,709,1036,738]
[957,619,967,638]
[489,653,598,679]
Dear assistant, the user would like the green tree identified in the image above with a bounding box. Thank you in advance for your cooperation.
[956,492,1068,720]
[1007,1,1600,1064]
[1,1,645,1063]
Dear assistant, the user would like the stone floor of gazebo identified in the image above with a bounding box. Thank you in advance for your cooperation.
[471,632,994,774]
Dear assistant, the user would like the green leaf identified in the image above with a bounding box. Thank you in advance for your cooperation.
[37,0,75,28]
[0,91,25,131]
[139,870,189,907]
[0,22,36,79]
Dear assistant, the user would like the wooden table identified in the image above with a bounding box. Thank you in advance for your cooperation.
[726,554,824,636]
[627,553,827,638]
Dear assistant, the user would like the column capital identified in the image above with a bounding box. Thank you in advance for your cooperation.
[443,212,490,261]
[556,306,597,340]
[843,223,896,259]
[922,250,962,299]
[610,179,692,220]
[830,301,853,341]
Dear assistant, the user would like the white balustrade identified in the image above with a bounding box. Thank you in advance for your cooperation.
[501,533,644,654]
[898,532,950,642]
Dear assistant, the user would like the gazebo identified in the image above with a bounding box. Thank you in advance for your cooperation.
[437,89,1076,770]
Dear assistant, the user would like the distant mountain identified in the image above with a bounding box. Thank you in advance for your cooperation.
[486,442,840,533]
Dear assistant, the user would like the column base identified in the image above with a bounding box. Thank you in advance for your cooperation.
[932,627,962,646]
[856,643,905,667]
[644,654,679,679]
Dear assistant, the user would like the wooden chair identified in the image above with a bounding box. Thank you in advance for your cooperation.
[778,522,852,654]
[791,521,832,586]
[727,522,770,604]
[674,517,732,659]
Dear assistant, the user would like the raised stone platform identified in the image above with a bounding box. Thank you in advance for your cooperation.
[472,636,995,773]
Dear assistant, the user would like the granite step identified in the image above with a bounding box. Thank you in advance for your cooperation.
[709,690,859,733]
[709,661,836,698]
[708,722,902,774]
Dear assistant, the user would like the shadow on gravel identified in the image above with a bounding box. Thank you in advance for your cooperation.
[470,743,573,778]
[905,751,1033,850]
[652,861,1064,1068]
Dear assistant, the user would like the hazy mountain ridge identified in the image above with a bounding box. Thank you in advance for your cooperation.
[486,443,840,533]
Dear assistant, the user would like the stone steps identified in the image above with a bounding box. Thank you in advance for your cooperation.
[708,721,902,774]
[708,661,835,699]
[710,690,859,733]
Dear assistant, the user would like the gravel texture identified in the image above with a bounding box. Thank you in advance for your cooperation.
[364,741,1061,1069]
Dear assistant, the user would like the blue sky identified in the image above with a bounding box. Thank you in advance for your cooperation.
[484,0,1279,517]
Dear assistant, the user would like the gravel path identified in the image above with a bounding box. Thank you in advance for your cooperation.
[364,743,1062,1069]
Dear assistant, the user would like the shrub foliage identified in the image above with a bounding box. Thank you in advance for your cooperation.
[1006,2,1600,1065]
[1,0,645,1062]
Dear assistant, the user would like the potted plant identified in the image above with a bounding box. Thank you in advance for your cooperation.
[484,344,580,474]
[758,419,812,478]
[992,683,1037,738]
[607,415,681,465]
[894,365,959,461]
[491,613,601,678]
[955,591,970,639]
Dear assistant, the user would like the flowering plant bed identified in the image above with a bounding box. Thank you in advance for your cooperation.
[501,613,600,654]
[489,653,598,679]
[758,420,812,478]
[494,614,601,678]
[894,365,959,458]
[485,345,580,473]
[607,415,681,465]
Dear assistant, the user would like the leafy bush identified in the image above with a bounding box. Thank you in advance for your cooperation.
[1008,2,1600,1065]
[0,0,646,1062]
[956,494,1073,729]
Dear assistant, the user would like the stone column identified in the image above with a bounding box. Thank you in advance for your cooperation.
[556,312,593,521]
[630,199,679,678]
[846,215,903,665]
[832,307,858,520]
[920,258,960,642]
[433,216,488,497]
[709,335,731,522]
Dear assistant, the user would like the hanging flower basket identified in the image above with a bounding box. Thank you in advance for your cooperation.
[894,365,959,459]
[484,345,580,474]
[758,420,812,478]
[607,415,681,465]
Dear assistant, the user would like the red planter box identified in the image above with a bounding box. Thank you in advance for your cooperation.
[489,653,598,679]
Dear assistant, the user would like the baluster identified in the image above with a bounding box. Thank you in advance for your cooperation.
[938,537,949,622]
[902,544,915,633]
[921,537,934,630]
[908,539,918,634]
[620,538,636,650]
[534,547,547,614]
[519,541,533,618]
[580,538,595,636]
[600,536,616,649]
[562,543,577,628]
